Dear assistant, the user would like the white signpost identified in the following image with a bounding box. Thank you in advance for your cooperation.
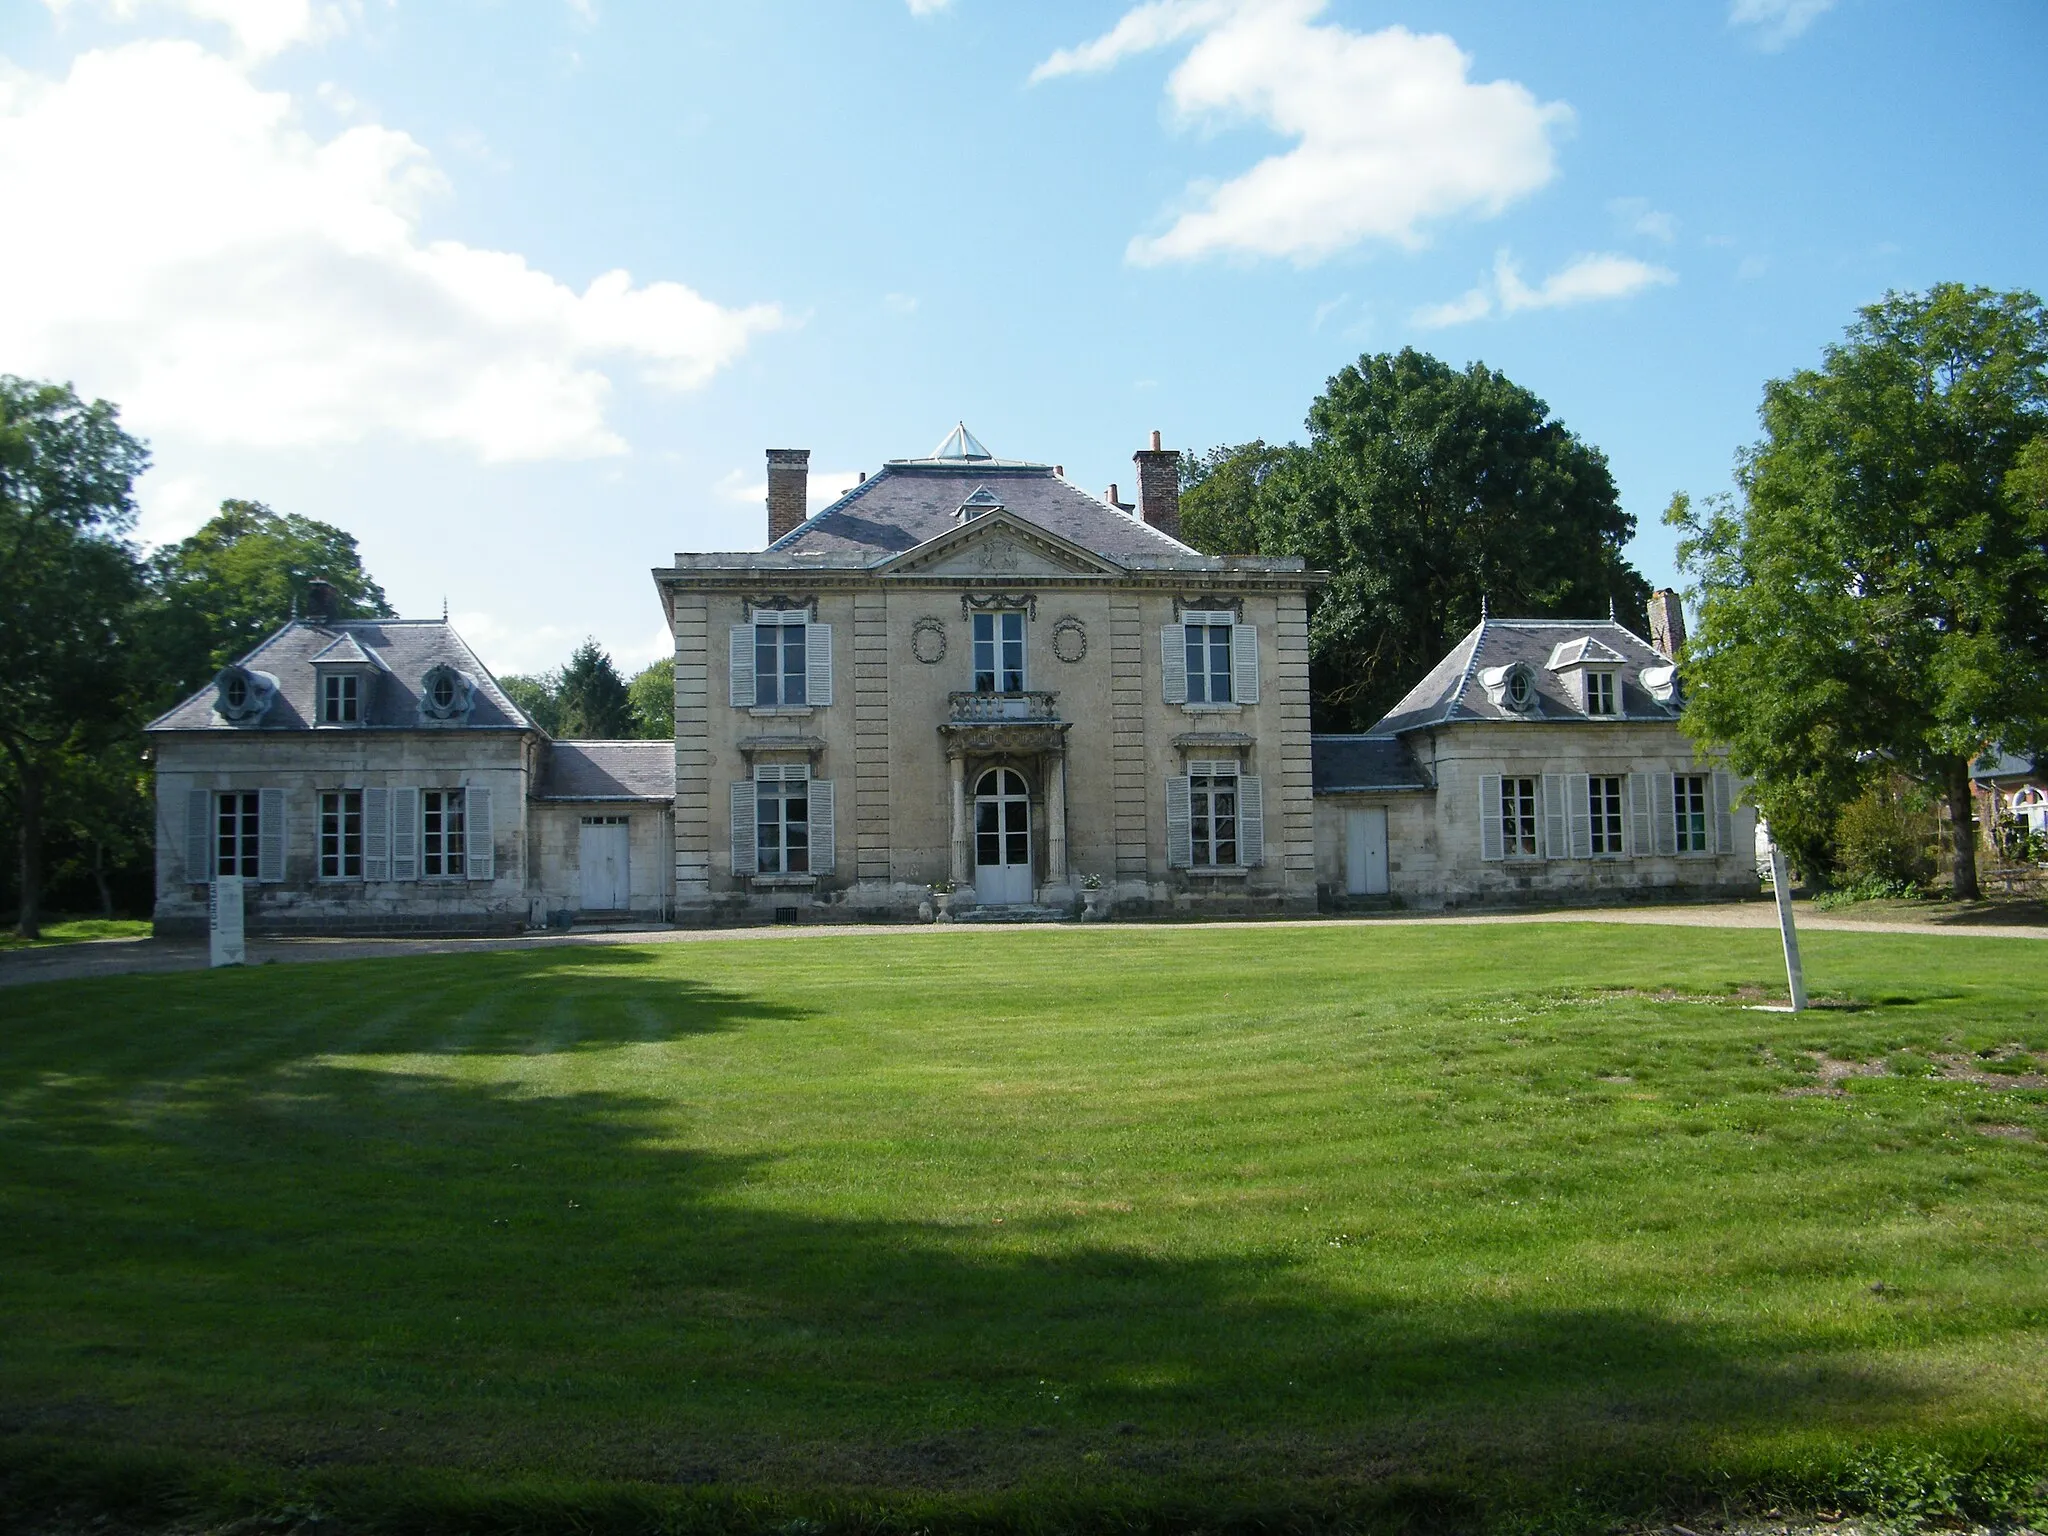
[209,875,246,968]
[1766,843,1807,1012]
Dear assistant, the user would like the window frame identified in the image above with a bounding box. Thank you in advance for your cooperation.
[1585,671,1617,717]
[755,773,811,875]
[321,671,360,724]
[753,618,809,708]
[971,611,1026,694]
[319,789,364,880]
[1189,763,1240,868]
[216,790,261,878]
[1589,775,1625,856]
[1674,774,1710,854]
[1183,617,1235,705]
[421,788,467,878]
[1501,776,1540,858]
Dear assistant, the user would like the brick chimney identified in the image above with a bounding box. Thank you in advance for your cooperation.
[765,448,810,545]
[305,579,339,623]
[1647,589,1687,658]
[1132,429,1181,541]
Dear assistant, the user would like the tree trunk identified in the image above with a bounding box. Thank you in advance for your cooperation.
[92,838,113,919]
[15,761,44,940]
[1945,757,1980,902]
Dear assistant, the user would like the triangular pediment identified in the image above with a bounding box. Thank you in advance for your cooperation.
[877,509,1126,578]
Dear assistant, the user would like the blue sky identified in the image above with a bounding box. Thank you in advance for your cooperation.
[3,0,2042,677]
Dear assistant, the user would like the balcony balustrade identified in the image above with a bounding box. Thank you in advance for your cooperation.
[947,690,1060,723]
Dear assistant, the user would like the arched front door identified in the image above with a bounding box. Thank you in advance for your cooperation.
[974,768,1032,904]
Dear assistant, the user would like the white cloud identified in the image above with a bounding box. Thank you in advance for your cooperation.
[714,467,862,515]
[1411,249,1674,328]
[0,37,786,464]
[883,292,919,315]
[1608,195,1676,243]
[906,0,951,14]
[1033,0,1571,265]
[1728,0,1838,49]
[42,0,349,62]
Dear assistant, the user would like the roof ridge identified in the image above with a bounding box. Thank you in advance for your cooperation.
[1440,619,1488,723]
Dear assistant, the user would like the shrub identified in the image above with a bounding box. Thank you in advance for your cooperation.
[1835,784,1936,885]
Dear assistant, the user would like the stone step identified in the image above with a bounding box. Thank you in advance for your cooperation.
[951,903,1073,924]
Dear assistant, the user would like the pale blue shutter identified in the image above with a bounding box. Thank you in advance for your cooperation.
[1479,774,1504,862]
[1237,773,1264,867]
[1541,774,1567,860]
[186,790,213,883]
[1628,772,1653,858]
[730,780,757,876]
[258,789,286,882]
[363,787,390,881]
[1713,771,1735,855]
[1165,775,1193,867]
[809,778,835,874]
[1652,773,1677,856]
[806,623,832,707]
[1232,623,1260,704]
[729,624,756,708]
[466,786,494,880]
[390,787,419,880]
[1160,624,1187,704]
[1567,773,1591,859]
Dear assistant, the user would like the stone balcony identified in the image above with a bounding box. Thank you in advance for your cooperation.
[947,690,1061,723]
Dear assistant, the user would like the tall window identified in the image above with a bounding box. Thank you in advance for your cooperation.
[1589,776,1625,855]
[1501,777,1539,858]
[1585,671,1616,716]
[320,790,362,878]
[423,789,466,877]
[972,611,1025,693]
[216,792,260,877]
[1190,764,1239,867]
[754,620,807,707]
[1675,774,1709,853]
[322,673,358,723]
[757,776,810,874]
[1185,619,1234,704]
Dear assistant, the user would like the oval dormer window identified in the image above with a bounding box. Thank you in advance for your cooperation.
[1505,670,1532,711]
[432,674,456,712]
[225,674,248,711]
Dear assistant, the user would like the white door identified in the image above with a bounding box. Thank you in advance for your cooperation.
[1345,807,1388,896]
[579,817,630,910]
[973,768,1033,904]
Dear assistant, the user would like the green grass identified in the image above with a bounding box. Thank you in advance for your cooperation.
[0,915,151,949]
[3,924,2047,1533]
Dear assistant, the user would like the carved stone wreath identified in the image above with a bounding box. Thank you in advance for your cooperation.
[1051,616,1088,664]
[910,617,948,665]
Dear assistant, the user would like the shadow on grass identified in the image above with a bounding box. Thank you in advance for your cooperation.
[0,952,2030,1523]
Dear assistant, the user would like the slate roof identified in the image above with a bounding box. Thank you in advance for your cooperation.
[1371,619,1680,736]
[539,741,677,801]
[147,619,535,733]
[1311,735,1432,794]
[1974,749,2041,782]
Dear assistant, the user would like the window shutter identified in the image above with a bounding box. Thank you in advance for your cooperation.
[258,788,286,882]
[806,623,833,706]
[1232,623,1260,704]
[186,790,213,883]
[809,778,836,874]
[391,787,419,880]
[467,786,494,880]
[364,787,390,881]
[1165,776,1193,867]
[1479,774,1504,862]
[730,780,758,876]
[1567,773,1591,860]
[1652,773,1677,856]
[729,624,756,708]
[1237,774,1264,867]
[1541,774,1567,860]
[1160,624,1187,704]
[1627,772,1652,858]
[1712,771,1735,855]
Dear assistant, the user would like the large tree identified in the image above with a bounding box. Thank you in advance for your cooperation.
[628,657,675,740]
[1671,284,2048,898]
[0,378,152,938]
[1179,440,1291,557]
[1185,350,1649,732]
[148,500,391,704]
[555,640,635,738]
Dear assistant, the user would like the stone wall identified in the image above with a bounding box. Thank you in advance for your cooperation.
[529,802,675,924]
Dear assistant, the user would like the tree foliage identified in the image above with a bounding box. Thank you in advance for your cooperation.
[628,657,674,740]
[1671,284,2048,896]
[0,377,152,937]
[147,500,392,705]
[1180,350,1650,732]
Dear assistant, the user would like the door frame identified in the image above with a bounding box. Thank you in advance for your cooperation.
[579,814,632,911]
[971,764,1034,904]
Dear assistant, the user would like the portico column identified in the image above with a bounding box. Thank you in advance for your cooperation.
[949,752,970,888]
[1046,752,1068,885]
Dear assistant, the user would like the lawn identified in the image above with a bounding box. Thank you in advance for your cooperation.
[3,923,2046,1533]
[0,916,152,950]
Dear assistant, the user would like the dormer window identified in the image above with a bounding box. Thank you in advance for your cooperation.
[226,674,249,711]
[213,665,278,725]
[1586,671,1616,716]
[430,674,455,712]
[418,664,477,723]
[1479,662,1537,714]
[322,672,360,724]
[1505,669,1533,711]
